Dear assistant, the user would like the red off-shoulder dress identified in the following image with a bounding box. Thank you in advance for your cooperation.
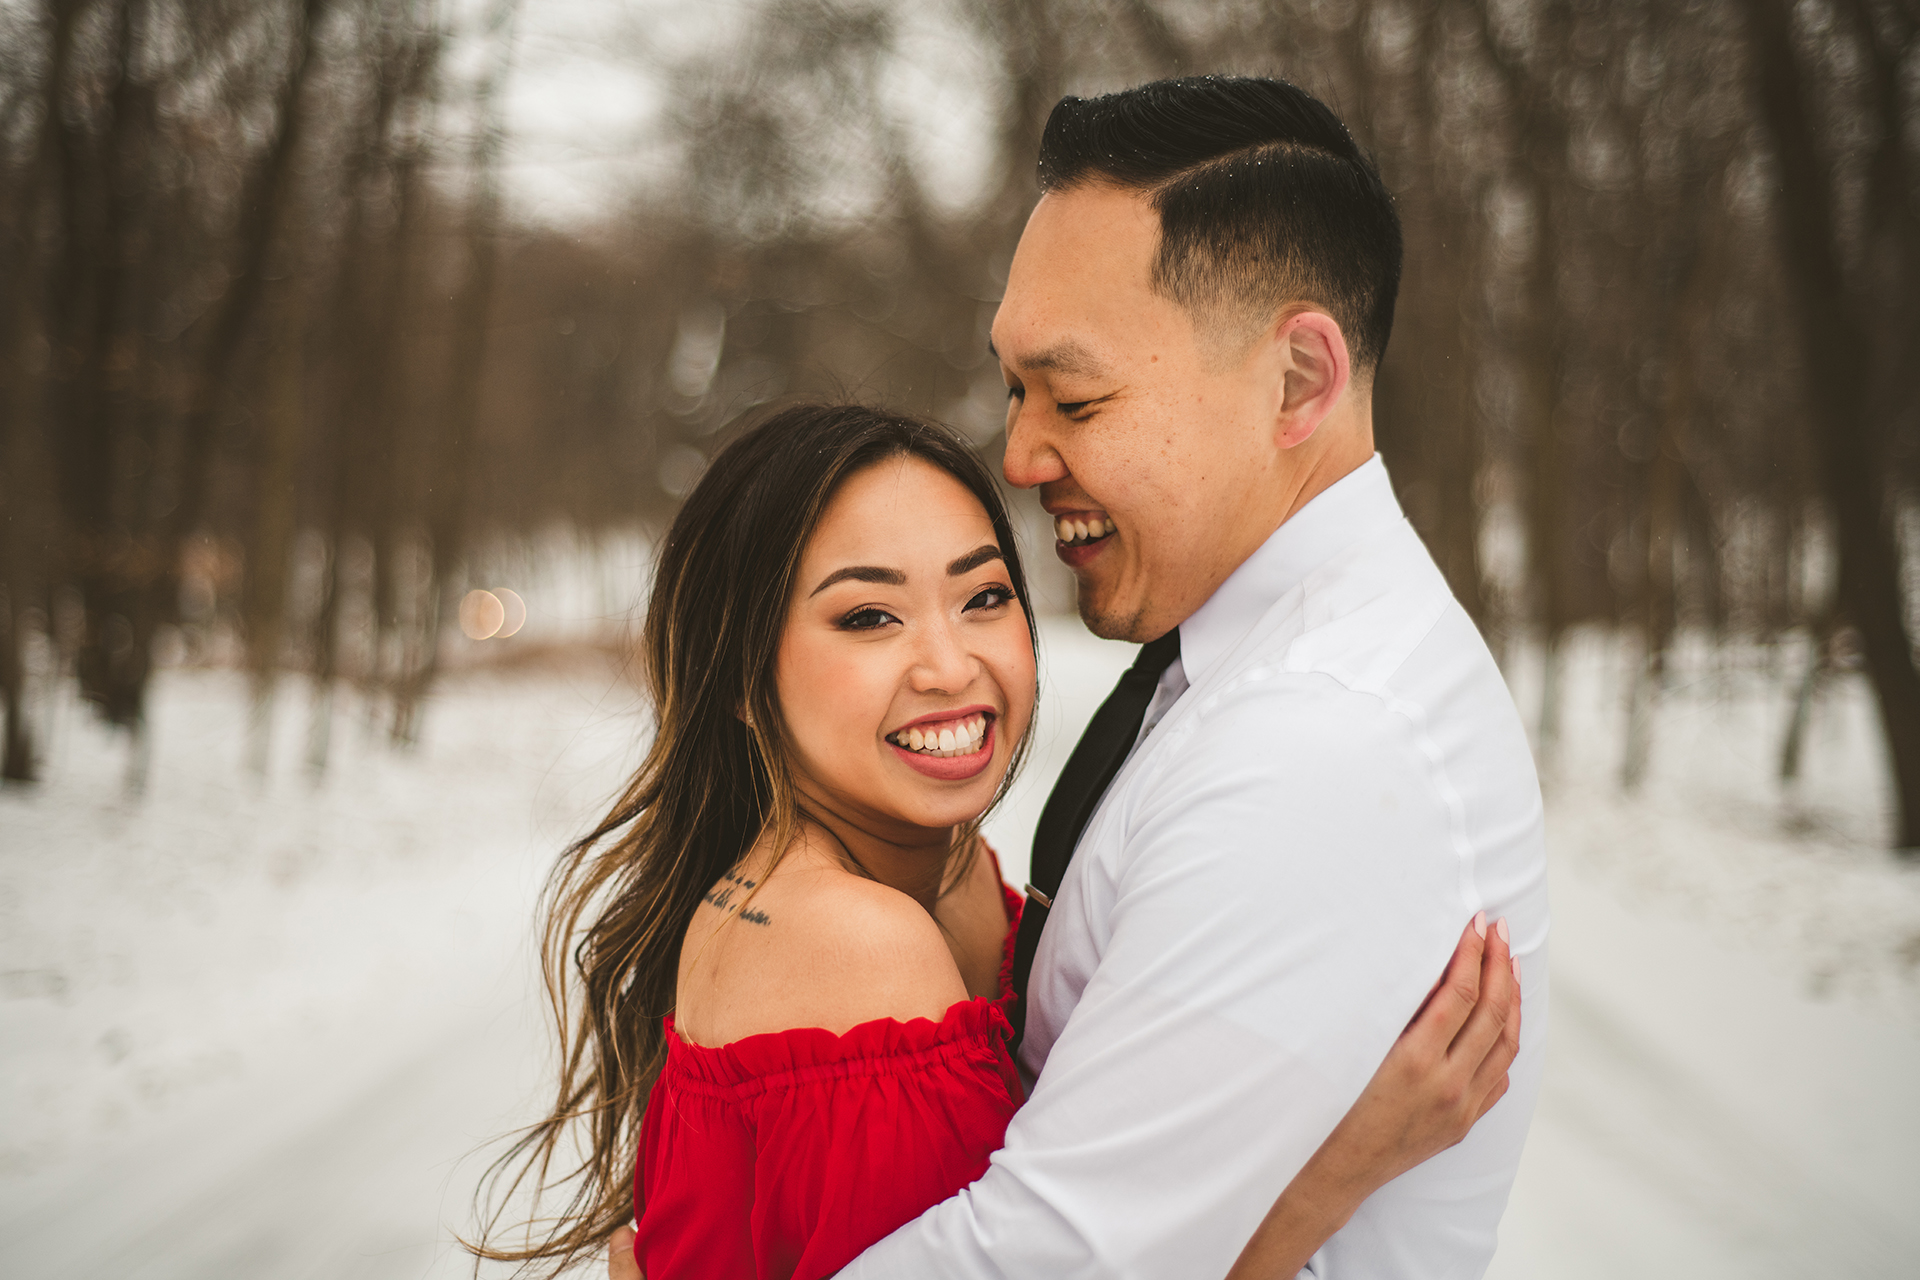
[632,869,1025,1280]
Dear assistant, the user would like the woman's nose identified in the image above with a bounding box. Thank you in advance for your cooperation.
[909,618,979,693]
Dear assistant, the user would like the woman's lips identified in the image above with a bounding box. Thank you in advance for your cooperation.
[888,717,997,781]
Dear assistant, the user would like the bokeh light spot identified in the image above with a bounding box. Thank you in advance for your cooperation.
[459,589,505,640]
[495,588,527,638]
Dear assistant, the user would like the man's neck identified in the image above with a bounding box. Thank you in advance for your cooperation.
[1195,418,1375,621]
[1279,411,1376,527]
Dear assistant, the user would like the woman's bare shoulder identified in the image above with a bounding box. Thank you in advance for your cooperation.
[673,850,967,1047]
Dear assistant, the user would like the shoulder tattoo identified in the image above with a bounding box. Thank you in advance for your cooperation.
[704,870,772,926]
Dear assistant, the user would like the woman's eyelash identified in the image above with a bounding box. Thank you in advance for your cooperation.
[838,607,897,631]
[839,589,1013,628]
[966,586,1014,610]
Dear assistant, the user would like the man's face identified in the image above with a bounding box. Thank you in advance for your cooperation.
[991,183,1293,643]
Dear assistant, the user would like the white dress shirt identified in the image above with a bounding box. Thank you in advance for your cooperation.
[845,456,1549,1280]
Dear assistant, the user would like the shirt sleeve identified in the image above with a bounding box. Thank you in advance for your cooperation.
[839,673,1471,1279]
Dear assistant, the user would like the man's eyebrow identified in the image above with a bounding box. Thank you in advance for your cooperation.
[1028,340,1103,376]
[809,565,906,597]
[947,544,1004,576]
[988,336,1106,378]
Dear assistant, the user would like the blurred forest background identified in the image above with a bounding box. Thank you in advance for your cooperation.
[3,0,1918,842]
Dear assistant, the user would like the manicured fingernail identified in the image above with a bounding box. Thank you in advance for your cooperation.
[1496,917,1510,944]
[1511,956,1522,983]
[1473,911,1486,938]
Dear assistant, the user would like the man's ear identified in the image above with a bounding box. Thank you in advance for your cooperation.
[1271,310,1351,450]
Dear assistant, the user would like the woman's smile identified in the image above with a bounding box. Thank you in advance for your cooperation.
[887,710,997,780]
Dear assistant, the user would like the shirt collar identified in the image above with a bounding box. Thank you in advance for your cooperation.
[1176,454,1404,687]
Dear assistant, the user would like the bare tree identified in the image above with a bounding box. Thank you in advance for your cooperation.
[1741,0,1920,847]
[0,0,87,782]
[6,0,1916,855]
[389,0,520,744]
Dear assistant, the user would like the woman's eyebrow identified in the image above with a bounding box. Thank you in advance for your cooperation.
[947,545,1004,576]
[809,548,1000,596]
[809,565,906,597]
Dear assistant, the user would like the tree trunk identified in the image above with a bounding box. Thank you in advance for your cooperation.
[1407,1,1487,627]
[58,0,170,739]
[306,17,414,776]
[364,87,434,724]
[1621,336,1687,791]
[389,0,520,744]
[1780,616,1837,785]
[0,0,87,782]
[1477,0,1575,760]
[1742,0,1920,850]
[1624,163,1728,790]
[978,0,1063,242]
[148,0,331,703]
[304,537,340,775]
[243,202,307,778]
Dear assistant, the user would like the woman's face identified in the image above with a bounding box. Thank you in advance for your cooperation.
[775,455,1037,837]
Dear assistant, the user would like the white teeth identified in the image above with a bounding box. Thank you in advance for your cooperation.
[891,714,991,757]
[1056,515,1114,546]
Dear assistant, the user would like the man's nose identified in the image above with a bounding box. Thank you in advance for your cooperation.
[1002,402,1067,490]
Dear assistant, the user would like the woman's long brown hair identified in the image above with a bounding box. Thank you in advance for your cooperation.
[470,403,1037,1274]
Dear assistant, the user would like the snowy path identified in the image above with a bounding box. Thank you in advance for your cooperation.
[3,998,547,1280]
[5,626,1919,1277]
[2,666,638,1280]
[1489,853,1920,1279]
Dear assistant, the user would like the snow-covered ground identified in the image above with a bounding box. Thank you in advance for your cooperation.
[3,619,1918,1277]
[1490,628,1920,1278]
[0,662,649,1278]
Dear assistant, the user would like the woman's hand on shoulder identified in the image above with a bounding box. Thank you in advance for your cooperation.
[1333,912,1522,1187]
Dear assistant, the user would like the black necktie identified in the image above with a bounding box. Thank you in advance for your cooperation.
[1008,628,1181,1047]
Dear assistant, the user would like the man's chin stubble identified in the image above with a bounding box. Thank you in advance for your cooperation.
[1075,590,1152,644]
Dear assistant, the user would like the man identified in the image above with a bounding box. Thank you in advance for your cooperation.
[627,74,1547,1279]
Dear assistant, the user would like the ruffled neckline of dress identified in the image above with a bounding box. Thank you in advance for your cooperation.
[661,995,1014,1094]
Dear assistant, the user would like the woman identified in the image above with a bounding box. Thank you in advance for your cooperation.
[476,404,1519,1279]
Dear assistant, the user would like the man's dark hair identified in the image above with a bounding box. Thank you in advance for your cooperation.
[1036,75,1402,376]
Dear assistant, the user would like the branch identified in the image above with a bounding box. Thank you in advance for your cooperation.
[162,0,332,561]
[1118,0,1193,75]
